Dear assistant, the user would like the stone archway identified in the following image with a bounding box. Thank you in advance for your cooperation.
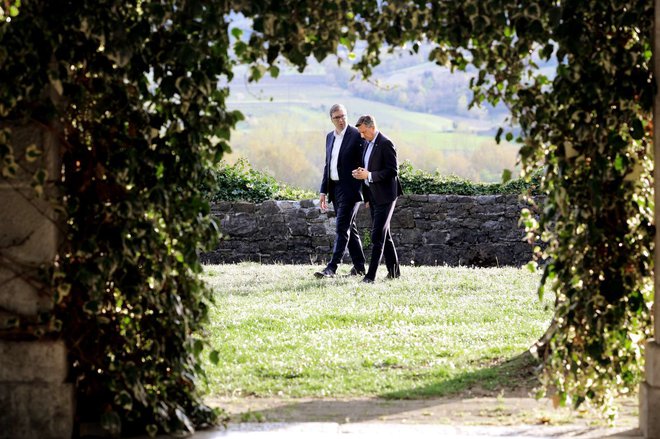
[0,124,74,438]
[640,1,660,437]
[1,6,659,437]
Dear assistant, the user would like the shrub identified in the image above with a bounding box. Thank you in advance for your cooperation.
[206,159,316,202]
[207,159,539,203]
[399,161,541,196]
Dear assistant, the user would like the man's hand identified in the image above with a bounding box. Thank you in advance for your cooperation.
[352,167,369,180]
[320,193,327,211]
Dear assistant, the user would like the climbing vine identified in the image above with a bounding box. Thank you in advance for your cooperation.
[0,0,654,435]
[228,0,655,417]
[1,1,240,436]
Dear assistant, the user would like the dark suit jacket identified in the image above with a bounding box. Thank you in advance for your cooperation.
[362,132,404,205]
[320,125,365,204]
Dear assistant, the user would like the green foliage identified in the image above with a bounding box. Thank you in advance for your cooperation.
[206,159,315,202]
[483,2,653,417]
[275,185,318,202]
[207,159,280,203]
[1,0,653,434]
[230,0,654,418]
[399,161,540,196]
[205,159,535,203]
[1,1,240,436]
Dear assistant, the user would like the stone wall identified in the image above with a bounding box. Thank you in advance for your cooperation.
[0,123,74,439]
[201,194,536,268]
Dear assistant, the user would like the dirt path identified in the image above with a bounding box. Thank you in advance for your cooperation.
[208,393,639,428]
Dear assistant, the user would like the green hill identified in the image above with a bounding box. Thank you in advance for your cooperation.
[225,62,520,190]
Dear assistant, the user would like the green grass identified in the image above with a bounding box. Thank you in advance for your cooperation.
[201,263,550,399]
[231,94,457,133]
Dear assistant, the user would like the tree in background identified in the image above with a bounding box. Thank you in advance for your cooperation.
[228,117,324,189]
[0,0,653,436]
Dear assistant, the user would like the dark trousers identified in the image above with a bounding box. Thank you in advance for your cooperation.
[365,199,400,280]
[328,185,366,272]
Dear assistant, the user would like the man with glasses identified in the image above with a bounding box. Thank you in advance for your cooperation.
[315,104,367,278]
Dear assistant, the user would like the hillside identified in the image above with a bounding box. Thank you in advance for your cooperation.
[224,55,521,190]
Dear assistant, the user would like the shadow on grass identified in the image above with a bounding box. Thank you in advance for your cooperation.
[224,279,338,296]
[219,352,544,423]
[215,352,640,436]
[380,351,539,400]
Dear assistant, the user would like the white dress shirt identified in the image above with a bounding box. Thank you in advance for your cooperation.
[363,131,379,184]
[329,127,346,181]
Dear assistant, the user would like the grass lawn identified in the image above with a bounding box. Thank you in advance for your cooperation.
[201,263,550,400]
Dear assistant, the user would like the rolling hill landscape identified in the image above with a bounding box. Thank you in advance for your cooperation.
[224,51,521,191]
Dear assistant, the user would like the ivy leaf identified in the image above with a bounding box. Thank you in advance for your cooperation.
[83,300,100,315]
[231,28,243,39]
[614,155,624,172]
[541,43,554,60]
[114,390,133,411]
[501,168,512,183]
[193,339,203,356]
[25,144,41,162]
[31,169,47,196]
[209,350,220,365]
[2,161,17,178]
[630,118,644,140]
[249,65,267,82]
[495,127,503,144]
[56,283,71,304]
[146,424,158,437]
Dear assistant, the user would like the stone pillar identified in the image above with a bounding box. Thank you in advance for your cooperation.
[0,124,74,439]
[641,1,660,436]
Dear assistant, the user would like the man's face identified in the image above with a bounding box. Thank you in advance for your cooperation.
[331,109,347,132]
[358,124,375,141]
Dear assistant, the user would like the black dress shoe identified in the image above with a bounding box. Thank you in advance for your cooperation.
[350,267,366,276]
[314,267,335,278]
[386,266,400,279]
[362,276,374,283]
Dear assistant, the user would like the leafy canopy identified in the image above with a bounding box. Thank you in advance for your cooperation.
[0,0,653,435]
[229,0,654,417]
[1,1,241,435]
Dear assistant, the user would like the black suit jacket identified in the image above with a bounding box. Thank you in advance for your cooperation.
[320,125,365,204]
[362,132,404,205]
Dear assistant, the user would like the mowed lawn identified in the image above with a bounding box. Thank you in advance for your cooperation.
[201,263,551,399]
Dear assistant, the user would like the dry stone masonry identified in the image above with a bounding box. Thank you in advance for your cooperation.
[0,123,74,439]
[201,195,536,267]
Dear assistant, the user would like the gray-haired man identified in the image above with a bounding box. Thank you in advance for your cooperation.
[315,104,366,278]
[352,114,403,283]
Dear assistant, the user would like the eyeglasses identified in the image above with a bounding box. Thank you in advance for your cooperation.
[332,114,346,121]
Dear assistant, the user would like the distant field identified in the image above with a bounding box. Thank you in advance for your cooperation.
[225,74,520,187]
[230,77,460,132]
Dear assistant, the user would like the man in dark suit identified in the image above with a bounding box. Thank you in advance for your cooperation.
[352,114,403,283]
[314,104,367,278]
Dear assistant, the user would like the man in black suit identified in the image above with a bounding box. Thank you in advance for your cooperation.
[352,115,403,283]
[314,104,367,278]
